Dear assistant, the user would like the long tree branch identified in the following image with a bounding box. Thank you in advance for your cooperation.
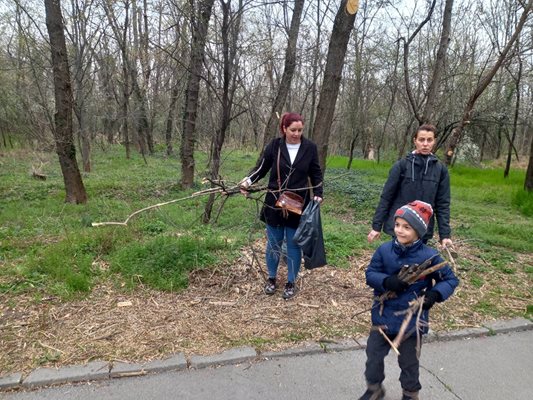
[91,182,268,227]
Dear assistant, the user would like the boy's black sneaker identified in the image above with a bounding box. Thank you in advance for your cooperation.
[358,384,385,400]
[282,282,296,300]
[264,278,277,295]
[401,390,419,400]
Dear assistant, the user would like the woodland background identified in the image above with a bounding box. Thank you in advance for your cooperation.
[0,0,532,204]
[1,0,532,374]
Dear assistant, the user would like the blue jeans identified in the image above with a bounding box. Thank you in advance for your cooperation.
[265,224,302,283]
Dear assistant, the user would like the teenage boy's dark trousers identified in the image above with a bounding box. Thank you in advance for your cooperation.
[364,330,422,393]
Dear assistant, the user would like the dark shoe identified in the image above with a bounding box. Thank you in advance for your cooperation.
[401,390,419,400]
[282,282,296,300]
[264,278,277,295]
[358,383,385,400]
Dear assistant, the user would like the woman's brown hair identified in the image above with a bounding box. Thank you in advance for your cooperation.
[279,112,304,136]
[414,124,437,139]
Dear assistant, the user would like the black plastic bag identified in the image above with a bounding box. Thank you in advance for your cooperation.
[293,200,327,269]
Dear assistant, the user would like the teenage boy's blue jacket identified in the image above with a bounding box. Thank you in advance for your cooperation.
[366,239,459,336]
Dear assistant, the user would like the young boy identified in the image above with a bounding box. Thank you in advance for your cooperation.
[359,200,459,400]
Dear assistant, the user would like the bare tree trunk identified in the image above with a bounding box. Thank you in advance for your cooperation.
[94,37,118,144]
[164,14,187,156]
[505,50,522,178]
[377,40,401,163]
[44,0,87,204]
[73,54,92,172]
[445,0,532,165]
[421,0,454,123]
[69,0,97,173]
[312,3,357,171]
[346,132,359,170]
[165,83,180,156]
[526,130,533,191]
[180,0,216,188]
[307,0,322,139]
[496,121,504,160]
[398,117,416,159]
[79,110,91,172]
[479,129,487,163]
[102,0,133,158]
[131,0,151,156]
[402,0,437,124]
[261,0,305,150]
[203,0,244,223]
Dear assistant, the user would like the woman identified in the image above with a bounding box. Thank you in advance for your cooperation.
[240,113,323,299]
[367,124,453,247]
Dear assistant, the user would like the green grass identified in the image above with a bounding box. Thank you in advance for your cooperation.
[448,165,532,253]
[512,189,533,217]
[111,233,228,291]
[0,146,532,309]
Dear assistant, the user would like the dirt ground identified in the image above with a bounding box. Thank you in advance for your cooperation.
[0,239,530,376]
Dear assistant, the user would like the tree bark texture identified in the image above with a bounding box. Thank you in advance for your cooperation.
[180,0,216,188]
[403,0,437,124]
[525,131,533,191]
[421,0,454,124]
[505,51,522,178]
[312,4,356,171]
[261,0,305,150]
[203,0,243,223]
[44,0,87,204]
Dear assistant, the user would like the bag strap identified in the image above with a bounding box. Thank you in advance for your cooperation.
[277,144,281,192]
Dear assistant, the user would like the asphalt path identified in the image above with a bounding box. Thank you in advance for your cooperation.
[4,329,532,400]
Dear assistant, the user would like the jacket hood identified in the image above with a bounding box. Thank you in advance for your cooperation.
[405,152,439,182]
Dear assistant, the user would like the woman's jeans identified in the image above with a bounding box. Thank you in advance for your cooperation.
[265,224,301,283]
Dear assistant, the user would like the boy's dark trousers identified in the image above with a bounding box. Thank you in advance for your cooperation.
[364,329,422,393]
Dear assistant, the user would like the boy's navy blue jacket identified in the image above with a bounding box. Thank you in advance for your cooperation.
[366,239,459,336]
[371,152,451,242]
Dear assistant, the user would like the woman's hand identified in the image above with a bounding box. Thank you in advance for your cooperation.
[440,238,453,248]
[313,196,323,203]
[239,177,251,196]
[367,229,381,243]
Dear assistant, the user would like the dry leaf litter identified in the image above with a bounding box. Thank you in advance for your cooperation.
[0,239,531,376]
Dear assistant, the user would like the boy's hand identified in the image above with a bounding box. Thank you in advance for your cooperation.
[383,275,409,293]
[422,290,442,310]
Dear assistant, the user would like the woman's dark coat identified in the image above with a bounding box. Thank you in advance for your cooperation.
[247,137,323,229]
[371,152,451,242]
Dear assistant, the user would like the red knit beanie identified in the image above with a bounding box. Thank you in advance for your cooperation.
[394,200,433,238]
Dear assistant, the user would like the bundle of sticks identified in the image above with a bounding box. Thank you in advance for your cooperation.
[377,254,448,315]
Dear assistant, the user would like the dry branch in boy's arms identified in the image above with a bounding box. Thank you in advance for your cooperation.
[91,181,268,227]
[391,296,425,353]
[443,246,458,271]
[377,257,448,314]
[350,257,448,320]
